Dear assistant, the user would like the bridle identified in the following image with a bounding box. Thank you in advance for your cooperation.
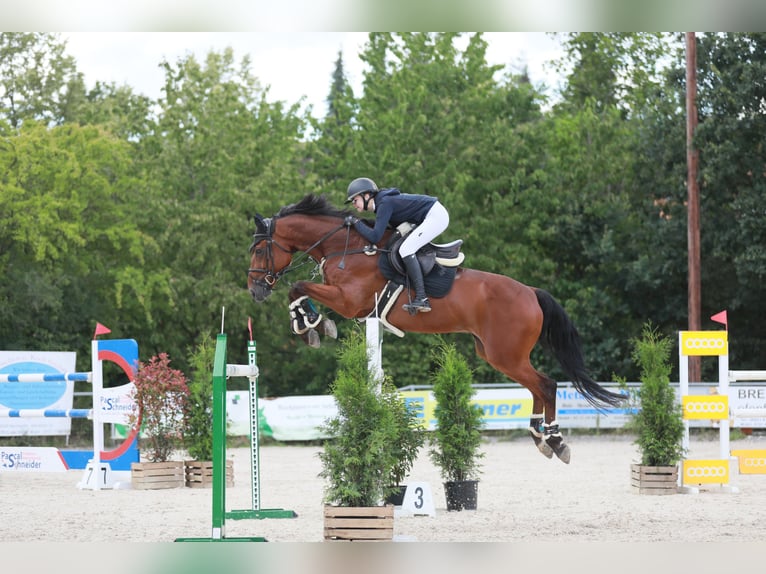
[247,214,352,292]
[247,218,291,288]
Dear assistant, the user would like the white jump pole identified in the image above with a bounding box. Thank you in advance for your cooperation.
[367,317,384,388]
[77,339,111,490]
[366,292,384,391]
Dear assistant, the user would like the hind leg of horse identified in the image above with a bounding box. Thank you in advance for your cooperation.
[473,336,570,463]
[533,371,570,464]
[528,394,553,459]
[518,368,570,463]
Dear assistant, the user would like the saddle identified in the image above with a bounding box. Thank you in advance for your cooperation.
[386,222,464,276]
[369,223,465,336]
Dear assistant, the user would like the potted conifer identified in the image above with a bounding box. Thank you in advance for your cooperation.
[128,352,190,489]
[382,383,425,506]
[318,328,419,540]
[428,341,484,511]
[629,323,685,495]
[182,333,233,488]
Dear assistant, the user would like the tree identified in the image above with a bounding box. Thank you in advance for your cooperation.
[0,121,155,360]
[133,47,330,385]
[0,33,79,128]
[311,49,358,191]
[692,33,766,367]
[64,79,155,141]
[555,33,674,117]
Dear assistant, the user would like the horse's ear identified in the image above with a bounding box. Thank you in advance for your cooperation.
[254,213,267,235]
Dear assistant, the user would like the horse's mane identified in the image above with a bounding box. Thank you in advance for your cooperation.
[276,194,351,219]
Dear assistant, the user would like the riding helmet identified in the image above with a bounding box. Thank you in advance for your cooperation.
[345,177,379,203]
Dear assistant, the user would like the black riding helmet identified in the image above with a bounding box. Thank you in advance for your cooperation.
[345,177,379,204]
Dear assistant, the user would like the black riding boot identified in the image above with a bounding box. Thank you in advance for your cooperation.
[402,254,431,314]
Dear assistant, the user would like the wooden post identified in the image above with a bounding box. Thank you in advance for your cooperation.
[686,32,701,383]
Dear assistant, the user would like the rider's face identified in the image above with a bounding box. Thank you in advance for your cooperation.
[351,194,366,212]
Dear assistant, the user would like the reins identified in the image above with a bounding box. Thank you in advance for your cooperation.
[248,217,385,286]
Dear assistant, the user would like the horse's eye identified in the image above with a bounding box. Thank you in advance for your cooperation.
[254,248,264,256]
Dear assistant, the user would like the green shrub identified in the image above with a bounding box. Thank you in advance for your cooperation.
[631,323,686,466]
[428,341,484,482]
[318,329,400,507]
[382,380,426,487]
[183,332,216,461]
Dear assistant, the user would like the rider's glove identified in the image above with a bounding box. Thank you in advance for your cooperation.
[344,215,358,227]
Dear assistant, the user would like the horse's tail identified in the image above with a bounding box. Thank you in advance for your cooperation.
[534,288,625,410]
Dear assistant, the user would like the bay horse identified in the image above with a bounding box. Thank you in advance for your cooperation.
[247,194,624,463]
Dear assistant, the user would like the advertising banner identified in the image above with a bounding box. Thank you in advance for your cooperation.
[0,447,69,472]
[98,382,136,424]
[0,351,77,436]
[225,383,642,441]
[731,385,766,428]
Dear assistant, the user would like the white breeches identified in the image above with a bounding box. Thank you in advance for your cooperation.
[399,201,449,258]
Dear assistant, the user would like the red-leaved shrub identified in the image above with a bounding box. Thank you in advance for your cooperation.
[129,353,190,462]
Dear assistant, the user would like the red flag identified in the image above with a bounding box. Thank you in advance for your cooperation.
[93,322,111,339]
[710,310,728,330]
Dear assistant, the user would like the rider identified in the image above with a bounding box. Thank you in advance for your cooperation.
[344,177,449,314]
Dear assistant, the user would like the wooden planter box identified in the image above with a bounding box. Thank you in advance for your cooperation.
[184,459,234,488]
[631,464,678,495]
[131,461,185,490]
[323,505,394,541]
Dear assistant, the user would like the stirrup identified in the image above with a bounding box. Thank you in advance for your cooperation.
[403,298,431,314]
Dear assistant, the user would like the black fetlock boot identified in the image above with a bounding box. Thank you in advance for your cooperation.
[402,254,431,314]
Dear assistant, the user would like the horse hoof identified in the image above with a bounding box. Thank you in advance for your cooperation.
[320,319,337,339]
[529,430,554,458]
[307,329,321,348]
[532,436,553,458]
[538,442,554,458]
[553,443,571,464]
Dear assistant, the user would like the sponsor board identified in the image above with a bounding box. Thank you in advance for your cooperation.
[682,395,729,420]
[679,331,728,356]
[682,459,730,485]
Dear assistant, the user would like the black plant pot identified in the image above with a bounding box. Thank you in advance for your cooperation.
[444,480,478,511]
[384,485,407,506]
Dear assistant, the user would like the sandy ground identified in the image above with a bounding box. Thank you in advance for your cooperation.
[2,433,766,545]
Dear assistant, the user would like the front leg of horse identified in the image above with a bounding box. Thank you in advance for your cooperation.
[288,284,341,348]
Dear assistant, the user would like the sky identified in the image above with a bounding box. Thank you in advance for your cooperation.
[62,32,567,119]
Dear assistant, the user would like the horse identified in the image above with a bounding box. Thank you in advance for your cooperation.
[247,194,624,463]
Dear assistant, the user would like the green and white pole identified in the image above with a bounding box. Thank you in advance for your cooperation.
[226,318,296,520]
[248,336,260,511]
[176,315,294,544]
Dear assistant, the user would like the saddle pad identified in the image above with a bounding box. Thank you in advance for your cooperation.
[378,255,457,299]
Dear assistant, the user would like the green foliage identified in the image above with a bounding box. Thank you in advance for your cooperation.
[0,119,156,362]
[128,353,190,463]
[318,328,421,506]
[629,323,685,466]
[428,341,484,482]
[126,47,316,383]
[0,33,78,128]
[381,378,426,487]
[183,332,216,461]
